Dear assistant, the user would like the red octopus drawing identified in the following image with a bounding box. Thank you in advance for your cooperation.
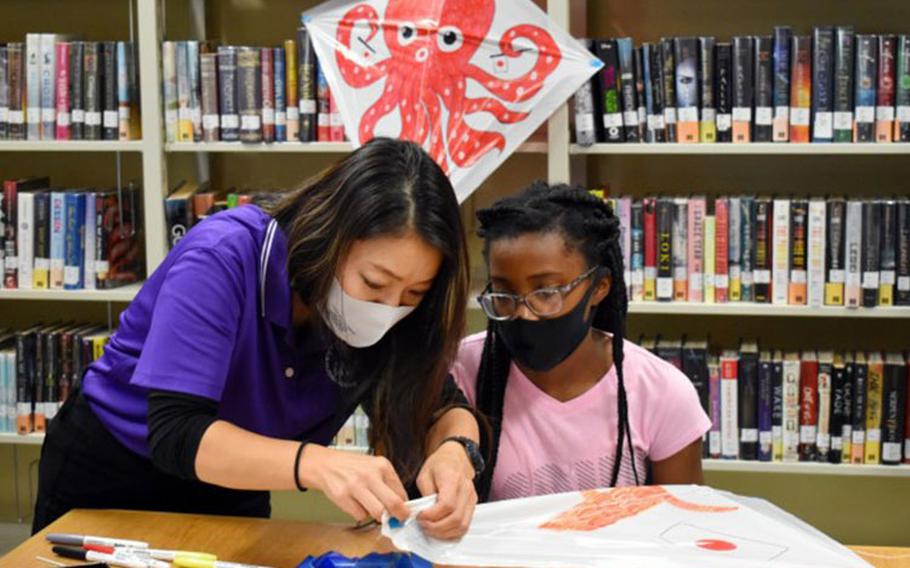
[335,0,561,172]
[540,487,739,532]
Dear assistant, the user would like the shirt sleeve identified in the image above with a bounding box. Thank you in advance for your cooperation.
[646,364,712,462]
[450,338,484,407]
[131,248,245,401]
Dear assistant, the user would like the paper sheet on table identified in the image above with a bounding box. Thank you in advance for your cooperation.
[382,485,872,568]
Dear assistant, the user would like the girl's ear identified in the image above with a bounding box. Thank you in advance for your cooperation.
[591,274,612,306]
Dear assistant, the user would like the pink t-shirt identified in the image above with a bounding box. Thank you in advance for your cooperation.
[451,332,711,501]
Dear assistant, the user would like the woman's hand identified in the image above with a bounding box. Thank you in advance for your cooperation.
[298,444,411,524]
[415,440,478,540]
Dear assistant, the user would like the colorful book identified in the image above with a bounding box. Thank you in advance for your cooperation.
[865,352,884,464]
[715,42,733,143]
[807,198,826,307]
[672,198,688,301]
[704,214,716,303]
[699,37,716,143]
[642,42,665,143]
[674,37,699,143]
[49,191,65,289]
[100,42,119,141]
[772,198,791,305]
[25,34,41,140]
[574,43,598,146]
[732,36,753,143]
[758,350,774,461]
[657,198,673,301]
[643,197,657,300]
[714,198,729,303]
[851,352,868,463]
[798,350,819,461]
[740,197,755,302]
[720,351,740,459]
[782,351,801,462]
[880,199,897,306]
[728,197,742,301]
[630,200,644,301]
[682,339,710,455]
[876,35,897,143]
[738,341,759,460]
[595,39,623,143]
[687,197,706,302]
[217,46,239,142]
[32,192,49,289]
[772,26,792,142]
[660,38,678,142]
[845,199,864,308]
[789,35,812,143]
[260,48,275,143]
[881,353,906,465]
[816,351,834,462]
[63,192,85,290]
[771,350,785,461]
[54,42,71,140]
[617,38,640,142]
[161,41,178,143]
[69,41,84,141]
[753,197,772,302]
[753,35,774,142]
[861,200,882,308]
[854,35,877,143]
[116,42,131,141]
[237,47,262,144]
[297,27,317,142]
[7,43,25,140]
[811,27,835,142]
[825,198,847,305]
[284,39,299,142]
[200,52,219,142]
[897,35,910,142]
[175,41,192,142]
[833,27,855,142]
[708,355,721,458]
[274,47,287,142]
[897,199,910,305]
[788,200,808,305]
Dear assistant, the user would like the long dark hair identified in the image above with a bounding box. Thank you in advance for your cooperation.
[268,137,469,483]
[474,181,637,501]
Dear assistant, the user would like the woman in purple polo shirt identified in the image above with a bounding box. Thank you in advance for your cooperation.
[34,138,482,541]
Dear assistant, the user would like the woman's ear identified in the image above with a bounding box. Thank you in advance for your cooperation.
[592,275,612,306]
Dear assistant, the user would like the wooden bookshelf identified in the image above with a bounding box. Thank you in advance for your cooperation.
[702,459,910,478]
[571,143,910,155]
[0,283,141,302]
[167,141,549,154]
[0,140,145,152]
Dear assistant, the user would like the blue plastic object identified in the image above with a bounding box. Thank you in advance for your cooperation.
[297,552,432,568]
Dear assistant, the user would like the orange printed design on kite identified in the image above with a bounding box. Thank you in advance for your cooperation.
[540,487,739,532]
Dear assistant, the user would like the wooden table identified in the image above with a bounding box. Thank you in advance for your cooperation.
[1,509,907,568]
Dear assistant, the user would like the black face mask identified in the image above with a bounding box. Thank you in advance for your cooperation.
[496,276,600,372]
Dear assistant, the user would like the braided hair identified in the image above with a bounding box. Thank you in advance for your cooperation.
[474,181,638,501]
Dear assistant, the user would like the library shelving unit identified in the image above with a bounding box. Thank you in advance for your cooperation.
[1,0,908,465]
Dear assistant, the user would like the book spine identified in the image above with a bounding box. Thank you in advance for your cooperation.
[773,357,786,460]
[882,360,906,465]
[596,39,623,143]
[845,200,864,307]
[851,360,868,463]
[880,200,898,306]
[772,26,792,142]
[101,42,118,140]
[753,35,773,142]
[699,37,716,143]
[738,351,759,460]
[32,193,49,289]
[617,38,640,142]
[715,43,733,142]
[217,46,239,142]
[573,62,597,146]
[834,27,856,142]
[49,192,65,289]
[200,52,219,142]
[634,46,647,142]
[905,360,910,464]
[55,42,70,140]
[876,36,897,143]
[69,42,84,140]
[855,35,877,143]
[175,42,192,141]
[643,197,657,299]
[2,182,17,288]
[81,42,101,140]
[721,355,739,459]
[15,333,32,433]
[704,214,716,303]
[897,35,910,141]
[862,200,882,307]
[83,192,96,290]
[865,358,884,464]
[683,347,710,454]
[115,42,129,141]
[260,47,275,143]
[772,199,791,305]
[708,357,721,458]
[94,194,108,286]
[660,38,677,141]
[17,193,34,289]
[790,36,812,143]
[687,197,706,302]
[284,40,299,142]
[740,197,755,302]
[620,197,632,291]
[825,198,847,305]
[0,46,8,140]
[674,37,699,143]
[789,200,808,305]
[807,199,826,307]
[812,27,835,142]
[897,200,910,305]
[758,357,773,461]
[728,197,742,301]
[26,34,41,140]
[328,88,344,142]
[7,44,25,140]
[238,47,263,144]
[64,193,85,290]
[715,198,729,302]
[817,360,833,461]
[630,200,644,301]
[656,198,673,301]
[672,198,688,300]
[39,34,57,140]
[753,198,772,302]
[316,61,330,142]
[161,42,178,143]
[644,43,666,143]
[186,41,201,142]
[274,47,287,142]
[732,36,753,143]
[297,27,317,142]
[799,356,819,461]
[831,360,849,463]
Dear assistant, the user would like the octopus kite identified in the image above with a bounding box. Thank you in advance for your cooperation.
[540,487,739,532]
[335,0,561,172]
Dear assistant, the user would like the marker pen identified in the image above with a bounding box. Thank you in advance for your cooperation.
[47,533,149,549]
[52,545,150,568]
[84,545,170,568]
[86,544,216,564]
[174,557,274,568]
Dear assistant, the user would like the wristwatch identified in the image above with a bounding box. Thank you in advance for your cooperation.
[440,436,485,479]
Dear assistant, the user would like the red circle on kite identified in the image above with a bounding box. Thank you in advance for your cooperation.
[696,539,737,552]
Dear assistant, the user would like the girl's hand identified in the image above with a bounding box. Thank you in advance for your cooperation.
[298,444,411,524]
[415,440,478,540]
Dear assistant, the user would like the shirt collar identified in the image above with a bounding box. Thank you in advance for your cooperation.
[260,218,292,332]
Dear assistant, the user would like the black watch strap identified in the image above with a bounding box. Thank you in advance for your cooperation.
[440,436,485,479]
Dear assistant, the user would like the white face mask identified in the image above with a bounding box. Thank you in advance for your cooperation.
[322,278,416,348]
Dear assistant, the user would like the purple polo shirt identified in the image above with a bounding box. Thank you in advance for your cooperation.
[82,205,340,458]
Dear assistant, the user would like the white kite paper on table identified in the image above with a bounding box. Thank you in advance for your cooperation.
[383,486,872,568]
[303,0,602,202]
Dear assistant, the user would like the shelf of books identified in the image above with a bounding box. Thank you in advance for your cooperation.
[702,459,910,477]
[627,303,910,318]
[571,143,910,155]
[166,141,549,154]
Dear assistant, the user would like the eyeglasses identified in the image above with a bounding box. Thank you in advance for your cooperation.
[477,267,599,321]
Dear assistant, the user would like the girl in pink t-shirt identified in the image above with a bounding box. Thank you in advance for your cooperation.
[453,183,711,502]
